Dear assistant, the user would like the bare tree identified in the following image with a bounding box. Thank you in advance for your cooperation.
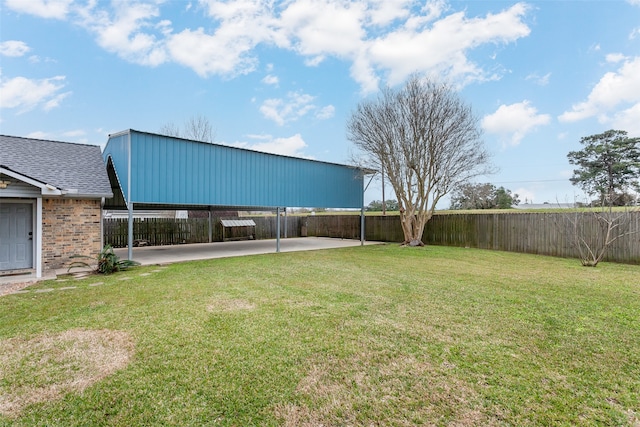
[159,115,216,143]
[569,206,640,267]
[158,122,181,138]
[183,114,216,143]
[559,130,640,266]
[347,75,492,246]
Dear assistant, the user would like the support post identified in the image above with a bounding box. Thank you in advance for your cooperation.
[276,207,281,253]
[127,130,133,261]
[361,172,376,246]
[360,203,365,246]
[284,207,288,238]
[127,202,134,261]
[208,206,213,243]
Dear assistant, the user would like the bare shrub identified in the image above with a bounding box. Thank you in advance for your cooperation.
[558,207,639,267]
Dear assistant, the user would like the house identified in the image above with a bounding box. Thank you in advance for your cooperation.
[0,135,112,279]
[514,202,576,210]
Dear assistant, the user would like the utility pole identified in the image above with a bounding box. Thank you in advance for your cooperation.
[382,166,386,216]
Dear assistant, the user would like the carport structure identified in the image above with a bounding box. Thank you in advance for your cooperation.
[103,129,372,260]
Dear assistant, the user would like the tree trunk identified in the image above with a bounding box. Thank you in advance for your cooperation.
[399,210,428,246]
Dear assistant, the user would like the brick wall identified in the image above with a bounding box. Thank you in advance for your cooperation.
[42,198,102,272]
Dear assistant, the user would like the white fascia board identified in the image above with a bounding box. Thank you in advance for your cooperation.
[0,167,62,195]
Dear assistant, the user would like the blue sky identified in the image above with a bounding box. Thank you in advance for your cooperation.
[1,0,639,207]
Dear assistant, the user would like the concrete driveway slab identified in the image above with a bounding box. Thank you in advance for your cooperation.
[113,237,381,266]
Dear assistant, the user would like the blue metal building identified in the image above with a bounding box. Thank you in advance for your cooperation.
[103,129,371,257]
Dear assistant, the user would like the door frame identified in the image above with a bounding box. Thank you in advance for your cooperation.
[0,198,42,277]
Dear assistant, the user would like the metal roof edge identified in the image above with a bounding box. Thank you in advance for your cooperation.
[107,129,132,139]
[115,128,371,172]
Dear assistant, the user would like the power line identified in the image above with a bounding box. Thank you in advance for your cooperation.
[491,179,571,185]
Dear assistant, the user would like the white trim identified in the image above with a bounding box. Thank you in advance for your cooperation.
[36,197,42,278]
[0,167,61,195]
[1,167,111,199]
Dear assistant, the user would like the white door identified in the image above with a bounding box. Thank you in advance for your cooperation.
[0,203,34,271]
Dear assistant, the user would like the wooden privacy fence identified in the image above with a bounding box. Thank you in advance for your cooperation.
[103,218,210,247]
[103,216,303,247]
[304,212,640,264]
[104,211,640,264]
[424,212,640,264]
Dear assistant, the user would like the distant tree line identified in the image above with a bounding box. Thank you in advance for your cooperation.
[449,183,520,210]
[366,199,399,212]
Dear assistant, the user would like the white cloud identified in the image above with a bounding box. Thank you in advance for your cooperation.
[627,0,640,6]
[0,75,70,112]
[559,56,640,123]
[230,133,309,157]
[482,100,551,146]
[165,0,284,78]
[79,2,167,67]
[630,28,640,39]
[0,41,30,57]
[608,103,640,136]
[3,1,532,92]
[366,0,413,26]
[62,129,86,137]
[26,131,52,139]
[605,53,627,63]
[262,74,279,85]
[279,0,366,61]
[259,91,316,125]
[43,91,71,111]
[363,3,530,90]
[4,0,72,19]
[525,72,551,86]
[316,105,335,120]
[174,0,280,77]
[167,27,259,76]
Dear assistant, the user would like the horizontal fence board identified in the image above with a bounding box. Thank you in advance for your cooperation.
[103,211,640,264]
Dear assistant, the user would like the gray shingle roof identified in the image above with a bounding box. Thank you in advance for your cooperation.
[0,135,112,198]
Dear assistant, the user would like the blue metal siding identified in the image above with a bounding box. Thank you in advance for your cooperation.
[102,132,130,203]
[104,130,364,209]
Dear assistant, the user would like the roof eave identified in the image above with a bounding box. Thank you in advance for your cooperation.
[0,166,112,199]
[66,192,114,199]
[0,165,62,195]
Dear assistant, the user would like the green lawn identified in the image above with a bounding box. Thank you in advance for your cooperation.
[1,245,639,426]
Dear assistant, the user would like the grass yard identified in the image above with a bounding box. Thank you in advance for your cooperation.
[1,245,639,426]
